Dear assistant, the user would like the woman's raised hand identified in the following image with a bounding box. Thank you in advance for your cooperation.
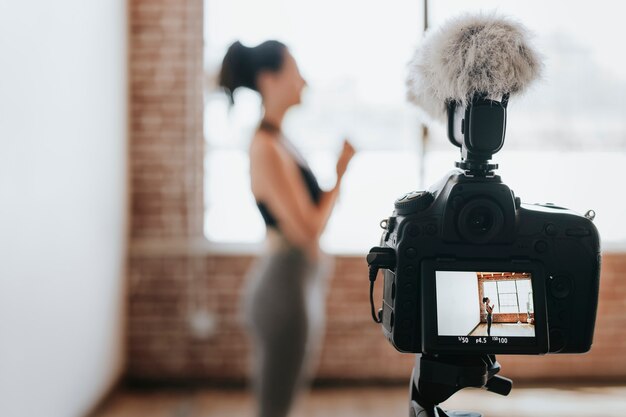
[336,139,356,181]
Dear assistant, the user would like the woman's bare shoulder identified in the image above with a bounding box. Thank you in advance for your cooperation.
[250,131,298,176]
[250,130,281,159]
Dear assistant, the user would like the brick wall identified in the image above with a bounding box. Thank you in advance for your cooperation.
[127,0,626,384]
[130,0,204,241]
[487,313,534,323]
[127,252,626,384]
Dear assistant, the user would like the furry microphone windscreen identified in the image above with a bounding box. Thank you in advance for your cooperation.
[406,13,543,121]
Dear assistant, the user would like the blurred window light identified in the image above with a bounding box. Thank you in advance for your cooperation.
[204,0,626,253]
[204,0,424,253]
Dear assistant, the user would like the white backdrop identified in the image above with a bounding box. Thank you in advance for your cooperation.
[436,271,481,336]
[0,1,128,416]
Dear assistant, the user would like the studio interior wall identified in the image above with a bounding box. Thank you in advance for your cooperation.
[0,1,128,416]
[436,271,481,336]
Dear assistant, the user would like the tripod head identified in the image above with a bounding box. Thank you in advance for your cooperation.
[410,354,513,417]
[447,93,510,177]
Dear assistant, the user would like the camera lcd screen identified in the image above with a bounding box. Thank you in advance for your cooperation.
[435,270,536,346]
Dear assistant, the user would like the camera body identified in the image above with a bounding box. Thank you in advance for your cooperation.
[372,169,601,355]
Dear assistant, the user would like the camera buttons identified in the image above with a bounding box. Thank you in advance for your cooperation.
[545,223,557,236]
[406,247,417,259]
[404,265,415,277]
[394,191,434,215]
[534,240,548,253]
[549,275,571,299]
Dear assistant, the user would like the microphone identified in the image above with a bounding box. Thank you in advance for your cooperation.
[406,13,543,122]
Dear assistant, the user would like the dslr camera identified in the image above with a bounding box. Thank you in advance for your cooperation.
[366,94,601,355]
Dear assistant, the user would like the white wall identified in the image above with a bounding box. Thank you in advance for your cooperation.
[0,1,128,416]
[436,271,481,336]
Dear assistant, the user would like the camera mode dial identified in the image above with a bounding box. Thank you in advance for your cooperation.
[395,191,435,215]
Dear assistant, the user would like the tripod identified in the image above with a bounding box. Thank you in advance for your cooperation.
[409,354,512,417]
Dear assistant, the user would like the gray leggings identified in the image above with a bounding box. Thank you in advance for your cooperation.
[242,243,332,417]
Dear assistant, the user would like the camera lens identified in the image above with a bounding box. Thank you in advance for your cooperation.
[457,198,504,243]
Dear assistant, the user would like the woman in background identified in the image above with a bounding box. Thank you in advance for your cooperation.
[483,296,494,336]
[219,40,355,417]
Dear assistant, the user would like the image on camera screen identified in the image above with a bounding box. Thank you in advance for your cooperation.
[435,271,535,338]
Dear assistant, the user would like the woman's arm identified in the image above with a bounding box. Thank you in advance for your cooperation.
[310,139,354,238]
[251,135,354,247]
[315,178,343,237]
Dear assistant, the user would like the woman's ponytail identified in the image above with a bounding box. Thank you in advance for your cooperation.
[218,41,254,104]
[218,40,287,105]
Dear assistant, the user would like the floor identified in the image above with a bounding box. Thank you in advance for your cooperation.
[93,384,626,417]
[470,323,535,337]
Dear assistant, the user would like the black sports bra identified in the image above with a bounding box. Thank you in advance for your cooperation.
[254,120,323,229]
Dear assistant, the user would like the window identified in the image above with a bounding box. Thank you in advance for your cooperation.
[483,279,533,314]
[204,0,626,253]
[203,0,424,253]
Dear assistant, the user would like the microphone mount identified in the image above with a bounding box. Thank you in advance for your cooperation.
[447,93,510,177]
